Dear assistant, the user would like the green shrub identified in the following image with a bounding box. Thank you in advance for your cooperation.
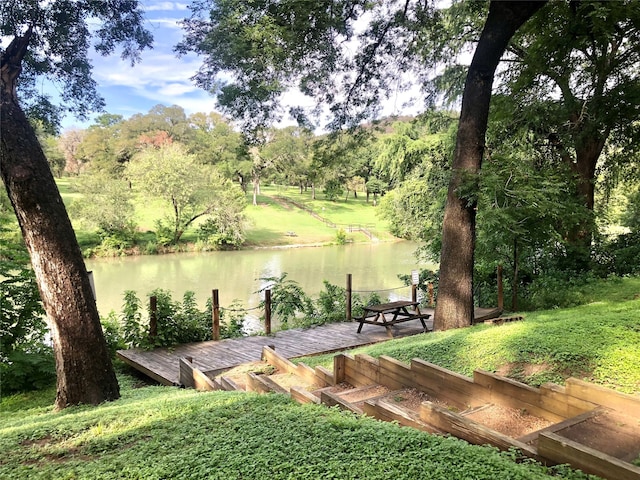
[323,179,344,201]
[519,273,595,311]
[257,273,314,326]
[1,347,55,394]
[153,219,175,246]
[198,216,244,249]
[143,289,208,348]
[0,227,55,394]
[93,233,134,256]
[335,228,347,245]
[214,299,245,338]
[100,312,125,357]
[120,290,145,348]
[143,240,158,255]
[313,281,348,324]
[597,231,640,276]
[116,289,244,348]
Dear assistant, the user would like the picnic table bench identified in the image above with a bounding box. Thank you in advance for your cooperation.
[355,300,431,337]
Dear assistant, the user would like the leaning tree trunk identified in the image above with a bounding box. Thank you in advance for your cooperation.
[1,34,119,409]
[433,1,546,331]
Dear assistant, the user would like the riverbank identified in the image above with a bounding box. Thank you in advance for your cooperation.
[57,179,397,258]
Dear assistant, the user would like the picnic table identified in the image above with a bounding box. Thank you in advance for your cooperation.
[355,300,431,337]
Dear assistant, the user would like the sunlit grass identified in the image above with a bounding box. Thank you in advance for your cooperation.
[299,277,640,394]
[266,185,395,241]
[0,374,591,480]
[56,180,396,252]
[244,193,338,246]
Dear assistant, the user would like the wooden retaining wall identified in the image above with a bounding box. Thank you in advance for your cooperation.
[331,352,640,480]
[335,353,600,420]
[179,357,219,391]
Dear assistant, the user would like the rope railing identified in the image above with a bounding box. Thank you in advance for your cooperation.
[147,272,439,340]
[353,285,409,294]
[146,267,505,342]
[219,305,262,313]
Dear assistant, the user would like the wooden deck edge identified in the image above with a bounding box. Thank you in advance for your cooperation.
[472,307,503,323]
[538,432,640,480]
[117,350,175,386]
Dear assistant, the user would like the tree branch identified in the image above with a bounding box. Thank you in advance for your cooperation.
[0,27,33,101]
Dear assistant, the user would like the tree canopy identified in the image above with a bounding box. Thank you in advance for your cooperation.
[1,0,152,131]
[126,142,247,245]
[177,0,445,132]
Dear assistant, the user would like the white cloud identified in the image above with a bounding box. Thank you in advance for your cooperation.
[143,2,189,12]
[157,83,199,96]
[145,17,184,29]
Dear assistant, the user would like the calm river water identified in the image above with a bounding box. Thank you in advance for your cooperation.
[86,241,433,326]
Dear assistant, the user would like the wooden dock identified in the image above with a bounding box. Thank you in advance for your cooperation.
[117,307,500,386]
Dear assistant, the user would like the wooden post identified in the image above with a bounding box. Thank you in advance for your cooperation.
[497,265,504,311]
[149,295,158,341]
[346,273,352,322]
[265,289,272,335]
[412,284,418,304]
[212,289,220,341]
[427,283,434,307]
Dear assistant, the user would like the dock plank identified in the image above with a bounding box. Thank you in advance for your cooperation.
[118,308,502,386]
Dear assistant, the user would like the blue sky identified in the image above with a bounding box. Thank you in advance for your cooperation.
[64,1,218,130]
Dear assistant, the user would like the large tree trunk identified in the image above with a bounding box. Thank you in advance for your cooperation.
[434,1,546,331]
[565,135,605,269]
[1,34,119,409]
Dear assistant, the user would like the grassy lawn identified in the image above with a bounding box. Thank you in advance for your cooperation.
[243,192,338,246]
[0,375,591,480]
[2,278,638,478]
[57,179,395,252]
[266,184,395,241]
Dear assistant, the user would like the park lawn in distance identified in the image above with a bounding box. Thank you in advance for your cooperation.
[244,193,338,246]
[267,185,396,241]
[56,178,81,203]
[56,179,397,251]
[0,376,592,480]
[243,187,392,246]
[261,186,397,242]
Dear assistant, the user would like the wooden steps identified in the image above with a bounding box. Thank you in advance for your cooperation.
[228,347,640,480]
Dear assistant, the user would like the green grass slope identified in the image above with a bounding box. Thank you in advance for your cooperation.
[4,279,639,479]
[0,376,593,480]
[301,277,640,394]
[57,180,395,251]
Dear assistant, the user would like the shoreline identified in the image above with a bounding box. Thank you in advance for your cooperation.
[85,237,402,258]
